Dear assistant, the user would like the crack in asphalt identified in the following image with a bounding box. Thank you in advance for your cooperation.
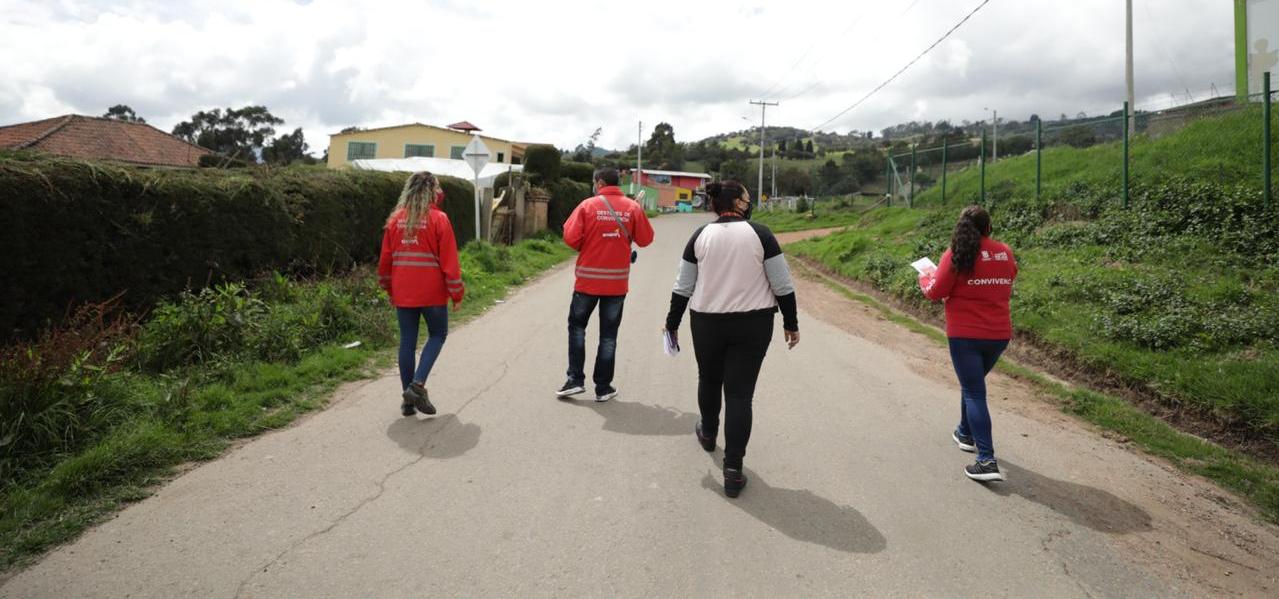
[233,317,545,597]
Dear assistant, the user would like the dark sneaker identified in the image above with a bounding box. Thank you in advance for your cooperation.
[401,400,416,417]
[402,383,436,415]
[952,430,976,453]
[595,386,618,403]
[695,420,715,452]
[556,380,586,399]
[724,467,748,498]
[965,460,1005,482]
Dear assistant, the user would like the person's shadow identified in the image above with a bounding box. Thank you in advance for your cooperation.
[980,461,1152,534]
[561,398,699,436]
[386,414,482,459]
[701,456,887,554]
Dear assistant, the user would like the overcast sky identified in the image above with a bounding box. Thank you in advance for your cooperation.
[0,0,1237,154]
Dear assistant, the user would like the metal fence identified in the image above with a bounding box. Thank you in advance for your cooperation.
[885,72,1276,210]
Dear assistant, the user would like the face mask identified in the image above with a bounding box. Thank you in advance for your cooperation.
[742,201,753,220]
[434,189,445,204]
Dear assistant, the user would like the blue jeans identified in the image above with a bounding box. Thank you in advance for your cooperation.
[949,337,1009,462]
[566,292,626,394]
[397,306,449,390]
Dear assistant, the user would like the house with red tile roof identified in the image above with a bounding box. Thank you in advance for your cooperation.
[0,115,211,168]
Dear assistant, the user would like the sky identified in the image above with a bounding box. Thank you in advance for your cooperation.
[0,0,1239,155]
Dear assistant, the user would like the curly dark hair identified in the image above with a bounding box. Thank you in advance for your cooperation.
[950,205,992,273]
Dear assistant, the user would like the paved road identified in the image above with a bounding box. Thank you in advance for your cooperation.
[4,214,1277,597]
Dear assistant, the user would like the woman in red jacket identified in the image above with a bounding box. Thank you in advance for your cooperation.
[378,172,465,417]
[918,205,1017,482]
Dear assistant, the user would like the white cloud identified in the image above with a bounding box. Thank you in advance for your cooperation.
[0,0,1238,153]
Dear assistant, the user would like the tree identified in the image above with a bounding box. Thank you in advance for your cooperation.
[778,139,787,153]
[804,139,814,153]
[719,158,751,184]
[571,127,602,163]
[262,128,311,165]
[774,166,812,196]
[103,104,145,123]
[643,122,684,169]
[172,106,285,162]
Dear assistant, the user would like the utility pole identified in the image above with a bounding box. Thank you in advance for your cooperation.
[770,144,777,199]
[636,121,643,204]
[1126,0,1136,136]
[749,99,778,206]
[984,107,998,162]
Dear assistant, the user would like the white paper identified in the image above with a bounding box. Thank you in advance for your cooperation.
[910,257,938,274]
[662,330,680,357]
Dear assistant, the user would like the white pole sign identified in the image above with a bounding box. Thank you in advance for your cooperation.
[463,135,491,241]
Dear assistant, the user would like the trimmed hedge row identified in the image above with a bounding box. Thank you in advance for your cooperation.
[0,152,475,338]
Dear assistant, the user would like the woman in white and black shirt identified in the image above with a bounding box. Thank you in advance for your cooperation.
[664,180,800,498]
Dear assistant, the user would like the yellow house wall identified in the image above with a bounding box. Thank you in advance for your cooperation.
[326,125,519,169]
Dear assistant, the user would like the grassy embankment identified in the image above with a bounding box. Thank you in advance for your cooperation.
[0,238,573,573]
[758,105,1279,522]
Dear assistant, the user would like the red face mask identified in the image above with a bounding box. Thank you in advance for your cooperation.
[434,189,445,204]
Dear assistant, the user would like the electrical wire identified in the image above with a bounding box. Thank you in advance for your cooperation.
[809,0,992,132]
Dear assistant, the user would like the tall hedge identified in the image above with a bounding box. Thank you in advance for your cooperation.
[0,152,475,338]
[546,179,592,234]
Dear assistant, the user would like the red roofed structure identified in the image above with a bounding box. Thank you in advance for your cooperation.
[0,115,211,168]
[447,121,482,133]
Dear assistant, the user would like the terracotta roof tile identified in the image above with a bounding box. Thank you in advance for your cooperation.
[0,115,211,168]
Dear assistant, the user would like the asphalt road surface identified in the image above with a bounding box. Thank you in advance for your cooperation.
[4,213,1277,598]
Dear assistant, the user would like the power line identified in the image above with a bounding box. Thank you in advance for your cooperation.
[809,0,993,132]
[762,3,886,99]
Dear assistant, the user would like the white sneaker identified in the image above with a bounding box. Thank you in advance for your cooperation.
[595,387,618,402]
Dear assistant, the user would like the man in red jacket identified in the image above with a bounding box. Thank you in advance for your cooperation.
[555,167,655,402]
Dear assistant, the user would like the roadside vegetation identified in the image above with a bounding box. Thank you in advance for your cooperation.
[768,106,1279,521]
[0,237,572,573]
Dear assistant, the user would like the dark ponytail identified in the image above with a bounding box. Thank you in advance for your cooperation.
[706,179,746,214]
[950,205,992,273]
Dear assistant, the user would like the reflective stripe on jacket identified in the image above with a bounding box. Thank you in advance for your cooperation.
[561,186,654,296]
[378,207,465,307]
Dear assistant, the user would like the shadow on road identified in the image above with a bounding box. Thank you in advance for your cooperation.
[386,414,481,459]
[561,398,699,436]
[700,457,887,554]
[981,461,1153,534]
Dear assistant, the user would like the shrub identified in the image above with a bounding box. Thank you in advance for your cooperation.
[795,198,809,213]
[0,154,477,339]
[546,179,592,234]
[561,161,595,184]
[522,145,561,183]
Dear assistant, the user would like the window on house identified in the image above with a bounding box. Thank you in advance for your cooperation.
[497,152,504,163]
[404,144,435,158]
[654,174,672,185]
[450,146,466,160]
[347,141,377,161]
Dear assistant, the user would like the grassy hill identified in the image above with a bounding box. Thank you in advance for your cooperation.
[761,105,1279,519]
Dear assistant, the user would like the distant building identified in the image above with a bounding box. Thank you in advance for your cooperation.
[326,122,525,169]
[0,115,210,168]
[623,169,712,210]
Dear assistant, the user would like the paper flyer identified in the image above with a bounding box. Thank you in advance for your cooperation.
[662,330,680,357]
[911,257,938,275]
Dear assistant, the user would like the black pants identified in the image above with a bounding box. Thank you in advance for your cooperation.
[690,311,773,470]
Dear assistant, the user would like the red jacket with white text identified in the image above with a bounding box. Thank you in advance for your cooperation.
[918,236,1017,340]
[562,186,655,296]
[378,207,465,308]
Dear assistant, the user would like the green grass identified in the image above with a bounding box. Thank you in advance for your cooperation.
[912,105,1277,209]
[801,262,1279,523]
[770,103,1279,517]
[754,197,887,233]
[0,236,573,573]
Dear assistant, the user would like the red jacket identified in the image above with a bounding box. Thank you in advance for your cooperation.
[919,237,1017,340]
[378,207,465,308]
[562,186,655,296]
